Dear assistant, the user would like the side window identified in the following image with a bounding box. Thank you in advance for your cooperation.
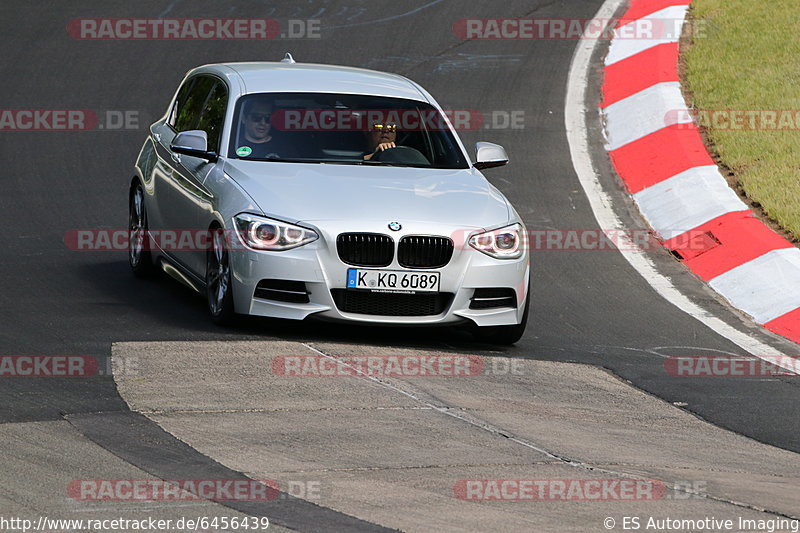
[174,76,216,133]
[196,81,228,152]
[167,79,194,129]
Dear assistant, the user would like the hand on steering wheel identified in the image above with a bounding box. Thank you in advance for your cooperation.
[364,142,396,160]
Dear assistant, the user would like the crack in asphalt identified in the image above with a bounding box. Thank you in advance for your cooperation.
[303,343,800,521]
[140,406,438,414]
[326,0,447,29]
[245,461,800,479]
[63,411,398,532]
[245,462,566,474]
[393,0,561,78]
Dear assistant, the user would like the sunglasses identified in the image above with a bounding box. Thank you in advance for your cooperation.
[372,123,397,132]
[247,112,271,123]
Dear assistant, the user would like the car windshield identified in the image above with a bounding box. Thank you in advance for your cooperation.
[228,92,469,169]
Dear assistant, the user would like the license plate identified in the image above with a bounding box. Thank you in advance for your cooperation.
[347,268,440,294]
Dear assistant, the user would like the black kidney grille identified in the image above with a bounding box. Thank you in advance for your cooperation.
[331,289,453,316]
[398,236,454,269]
[337,233,394,267]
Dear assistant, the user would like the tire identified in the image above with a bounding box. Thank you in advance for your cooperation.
[206,227,237,325]
[129,183,156,278]
[472,288,530,345]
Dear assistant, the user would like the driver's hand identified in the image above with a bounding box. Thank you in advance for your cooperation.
[363,142,397,160]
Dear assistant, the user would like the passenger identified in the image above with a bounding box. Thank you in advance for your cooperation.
[235,99,288,159]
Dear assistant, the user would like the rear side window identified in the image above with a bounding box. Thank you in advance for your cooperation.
[172,76,216,133]
[196,82,228,152]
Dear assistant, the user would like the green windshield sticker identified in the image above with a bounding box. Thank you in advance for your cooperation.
[236,146,252,157]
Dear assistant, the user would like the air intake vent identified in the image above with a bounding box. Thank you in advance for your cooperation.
[254,279,310,303]
[331,289,453,316]
[470,288,516,310]
[398,236,454,269]
[337,233,394,267]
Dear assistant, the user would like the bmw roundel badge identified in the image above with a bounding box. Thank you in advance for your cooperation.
[388,222,402,231]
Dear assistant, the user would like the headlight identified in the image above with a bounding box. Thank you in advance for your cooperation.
[234,213,318,251]
[468,223,525,259]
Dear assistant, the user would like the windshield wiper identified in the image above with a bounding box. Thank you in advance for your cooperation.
[317,159,367,165]
[237,157,322,163]
[326,160,434,168]
[235,157,442,168]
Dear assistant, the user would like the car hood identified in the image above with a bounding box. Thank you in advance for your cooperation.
[222,160,510,229]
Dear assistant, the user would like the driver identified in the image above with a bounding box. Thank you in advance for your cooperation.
[236,99,289,159]
[363,122,397,160]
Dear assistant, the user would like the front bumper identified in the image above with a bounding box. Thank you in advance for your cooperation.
[229,221,529,327]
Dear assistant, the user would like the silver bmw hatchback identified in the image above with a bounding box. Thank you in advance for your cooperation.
[129,56,530,343]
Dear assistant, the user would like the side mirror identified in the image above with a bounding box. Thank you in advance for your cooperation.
[171,130,218,162]
[474,142,509,170]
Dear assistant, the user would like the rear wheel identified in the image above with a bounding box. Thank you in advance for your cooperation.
[128,183,155,278]
[472,288,530,345]
[206,227,236,325]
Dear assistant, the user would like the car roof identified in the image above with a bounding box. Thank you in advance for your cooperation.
[193,62,430,102]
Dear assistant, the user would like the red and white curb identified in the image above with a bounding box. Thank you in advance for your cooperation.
[601,0,800,344]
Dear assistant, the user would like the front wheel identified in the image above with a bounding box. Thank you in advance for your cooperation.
[472,289,530,345]
[129,183,155,278]
[206,228,237,325]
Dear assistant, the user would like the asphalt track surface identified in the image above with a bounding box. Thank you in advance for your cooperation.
[1,0,799,529]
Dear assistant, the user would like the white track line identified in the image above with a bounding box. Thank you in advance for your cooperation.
[564,0,790,361]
